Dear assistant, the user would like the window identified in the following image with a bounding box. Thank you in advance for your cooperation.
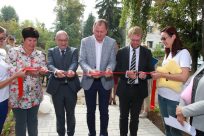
[147,26,153,33]
[147,41,153,48]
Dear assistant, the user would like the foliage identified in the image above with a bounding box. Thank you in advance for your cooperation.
[0,5,56,52]
[2,111,15,136]
[150,0,202,72]
[0,20,22,43]
[0,6,19,22]
[82,13,95,38]
[152,44,165,66]
[96,0,125,46]
[35,22,55,52]
[120,0,152,39]
[54,0,85,48]
[152,43,165,58]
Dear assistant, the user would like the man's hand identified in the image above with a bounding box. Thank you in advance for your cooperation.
[89,69,101,79]
[66,70,75,78]
[104,68,113,78]
[127,70,137,79]
[55,70,66,78]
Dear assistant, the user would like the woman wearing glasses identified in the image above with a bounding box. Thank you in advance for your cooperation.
[151,26,192,136]
[0,26,25,135]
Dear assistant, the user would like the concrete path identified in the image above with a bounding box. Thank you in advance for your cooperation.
[38,102,164,136]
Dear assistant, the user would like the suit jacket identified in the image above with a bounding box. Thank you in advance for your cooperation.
[46,46,81,95]
[115,46,154,99]
[179,64,204,131]
[79,35,116,90]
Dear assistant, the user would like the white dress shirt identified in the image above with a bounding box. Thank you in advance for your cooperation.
[94,37,103,71]
[128,45,140,84]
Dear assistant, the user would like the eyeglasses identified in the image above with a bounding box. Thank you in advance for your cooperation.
[161,36,170,41]
[130,39,141,42]
[0,37,6,41]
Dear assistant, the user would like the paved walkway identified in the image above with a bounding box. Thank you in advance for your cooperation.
[38,98,164,136]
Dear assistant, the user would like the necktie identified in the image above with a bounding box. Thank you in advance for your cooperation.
[128,49,136,84]
[61,50,65,57]
[61,50,66,70]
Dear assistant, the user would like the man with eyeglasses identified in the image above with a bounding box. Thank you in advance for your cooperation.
[115,26,154,136]
[47,30,81,136]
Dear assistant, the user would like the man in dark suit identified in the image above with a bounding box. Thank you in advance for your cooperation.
[79,19,116,136]
[46,30,80,136]
[115,26,154,136]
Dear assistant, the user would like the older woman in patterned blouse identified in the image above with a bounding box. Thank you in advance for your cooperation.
[6,27,47,136]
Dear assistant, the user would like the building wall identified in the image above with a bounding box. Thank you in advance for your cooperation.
[143,22,162,50]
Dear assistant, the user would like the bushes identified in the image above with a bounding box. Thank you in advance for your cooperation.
[152,44,165,66]
[1,111,14,136]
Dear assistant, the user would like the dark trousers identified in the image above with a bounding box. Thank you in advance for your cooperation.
[196,129,204,136]
[118,85,144,136]
[84,80,111,136]
[0,99,8,134]
[12,105,39,136]
[52,84,77,136]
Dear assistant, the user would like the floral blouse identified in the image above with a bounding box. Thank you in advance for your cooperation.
[6,45,46,109]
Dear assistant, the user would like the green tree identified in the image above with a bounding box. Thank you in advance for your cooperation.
[83,13,95,38]
[0,6,19,22]
[35,22,55,51]
[96,0,125,46]
[120,0,152,39]
[54,0,84,47]
[0,20,21,43]
[150,0,202,72]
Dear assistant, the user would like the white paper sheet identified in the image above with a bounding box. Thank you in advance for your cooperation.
[164,116,196,136]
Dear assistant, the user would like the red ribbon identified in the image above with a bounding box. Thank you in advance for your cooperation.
[77,71,152,76]
[17,77,23,98]
[150,80,157,110]
[17,69,152,98]
[17,67,38,99]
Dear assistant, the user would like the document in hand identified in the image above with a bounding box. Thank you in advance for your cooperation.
[164,116,196,136]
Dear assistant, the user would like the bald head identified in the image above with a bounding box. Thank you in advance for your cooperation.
[55,30,69,49]
[55,30,69,39]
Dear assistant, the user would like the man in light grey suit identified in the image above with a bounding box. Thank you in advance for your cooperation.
[47,31,80,136]
[79,19,116,136]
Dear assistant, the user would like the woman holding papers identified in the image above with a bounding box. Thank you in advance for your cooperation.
[6,27,47,136]
[177,64,204,136]
[151,26,192,136]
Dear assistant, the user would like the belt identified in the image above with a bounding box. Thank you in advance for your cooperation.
[59,79,69,85]
[94,78,101,81]
[127,83,139,87]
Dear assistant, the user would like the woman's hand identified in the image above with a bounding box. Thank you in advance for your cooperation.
[14,69,26,78]
[176,106,186,126]
[38,67,48,75]
[138,71,146,80]
[151,71,162,80]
